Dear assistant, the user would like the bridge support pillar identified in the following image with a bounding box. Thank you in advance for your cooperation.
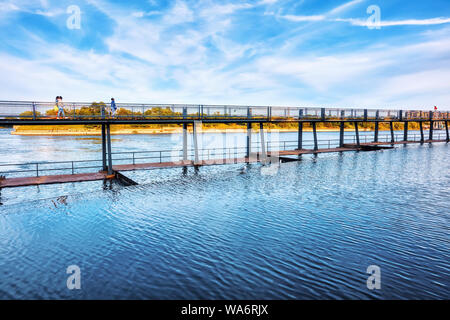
[403,121,408,141]
[260,123,267,163]
[419,122,424,143]
[446,121,449,142]
[374,122,379,143]
[312,122,318,151]
[339,121,345,147]
[429,111,434,141]
[390,122,395,143]
[193,121,200,164]
[183,123,188,161]
[297,122,303,150]
[354,122,360,147]
[106,124,113,175]
[429,121,434,141]
[101,124,107,171]
[246,122,252,160]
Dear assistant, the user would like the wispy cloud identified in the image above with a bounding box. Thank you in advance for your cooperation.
[328,0,364,16]
[337,17,450,27]
[281,14,325,22]
[199,3,254,17]
[0,2,20,13]
[131,10,161,18]
[278,0,363,23]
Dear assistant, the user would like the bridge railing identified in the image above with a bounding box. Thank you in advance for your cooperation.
[0,133,447,178]
[0,101,448,121]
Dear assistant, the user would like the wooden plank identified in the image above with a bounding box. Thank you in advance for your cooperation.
[0,172,111,188]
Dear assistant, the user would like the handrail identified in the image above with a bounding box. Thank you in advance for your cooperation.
[0,100,448,121]
[0,133,446,178]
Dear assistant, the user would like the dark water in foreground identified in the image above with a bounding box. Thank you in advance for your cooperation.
[0,131,449,299]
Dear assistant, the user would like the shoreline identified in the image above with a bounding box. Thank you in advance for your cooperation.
[10,127,379,136]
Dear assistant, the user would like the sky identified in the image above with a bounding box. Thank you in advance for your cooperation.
[0,0,449,109]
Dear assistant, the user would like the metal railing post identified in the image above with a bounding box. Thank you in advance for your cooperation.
[32,102,36,120]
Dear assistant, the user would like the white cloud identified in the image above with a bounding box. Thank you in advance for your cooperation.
[131,10,161,18]
[328,0,364,16]
[199,2,254,17]
[259,0,278,4]
[278,0,363,23]
[0,2,20,12]
[280,14,326,22]
[163,0,194,25]
[34,8,65,17]
[337,17,450,27]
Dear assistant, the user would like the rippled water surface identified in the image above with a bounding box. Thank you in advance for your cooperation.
[0,130,449,299]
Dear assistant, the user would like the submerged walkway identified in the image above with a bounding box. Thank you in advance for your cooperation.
[0,172,112,188]
[1,139,446,189]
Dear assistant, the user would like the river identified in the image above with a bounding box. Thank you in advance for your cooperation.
[0,128,448,299]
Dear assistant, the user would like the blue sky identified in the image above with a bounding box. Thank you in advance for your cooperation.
[0,0,450,109]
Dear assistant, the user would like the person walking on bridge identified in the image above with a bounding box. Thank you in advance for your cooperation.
[111,98,117,117]
[56,96,65,119]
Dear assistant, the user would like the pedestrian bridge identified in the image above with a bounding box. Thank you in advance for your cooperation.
[0,100,448,124]
[0,100,449,189]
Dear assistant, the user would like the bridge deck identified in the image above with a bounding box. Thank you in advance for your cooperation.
[0,172,112,188]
